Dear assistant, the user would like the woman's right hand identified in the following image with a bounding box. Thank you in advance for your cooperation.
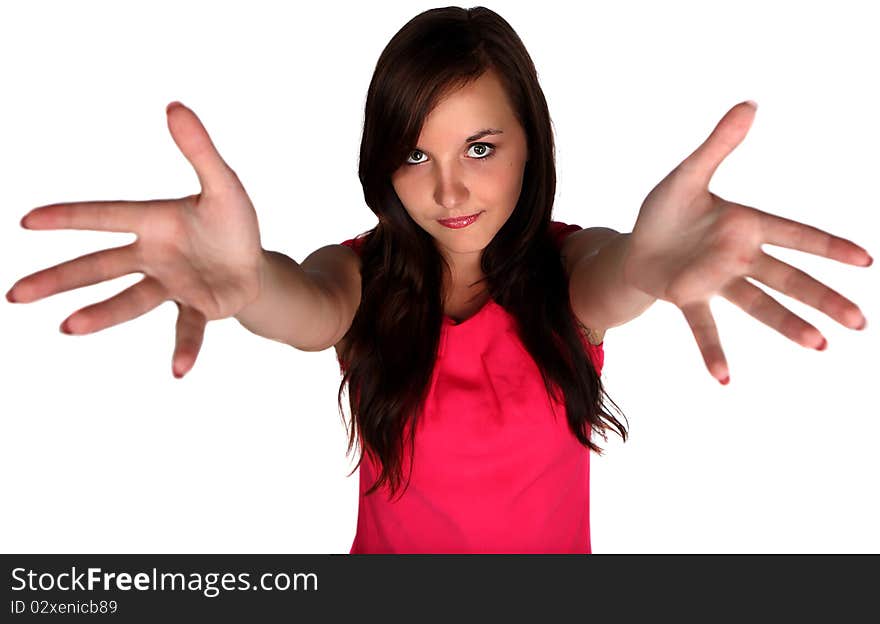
[6,102,264,378]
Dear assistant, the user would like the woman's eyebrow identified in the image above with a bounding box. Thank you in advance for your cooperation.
[412,128,504,154]
[465,128,504,142]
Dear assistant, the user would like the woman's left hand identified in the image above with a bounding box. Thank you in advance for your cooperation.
[622,100,873,384]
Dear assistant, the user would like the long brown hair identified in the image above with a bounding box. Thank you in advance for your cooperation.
[337,6,627,500]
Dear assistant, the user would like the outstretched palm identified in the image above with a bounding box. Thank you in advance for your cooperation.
[622,101,872,383]
[7,102,264,378]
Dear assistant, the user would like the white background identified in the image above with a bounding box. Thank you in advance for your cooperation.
[1,0,877,553]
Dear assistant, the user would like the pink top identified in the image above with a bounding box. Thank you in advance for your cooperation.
[338,221,604,553]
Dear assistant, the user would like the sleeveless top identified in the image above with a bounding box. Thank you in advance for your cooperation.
[337,221,604,553]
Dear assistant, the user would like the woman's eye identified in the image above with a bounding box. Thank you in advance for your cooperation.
[467,143,495,159]
[406,150,427,165]
[405,143,496,166]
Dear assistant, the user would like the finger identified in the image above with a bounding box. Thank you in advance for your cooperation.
[679,301,730,384]
[165,101,240,195]
[678,100,757,188]
[748,252,867,330]
[172,303,207,379]
[60,277,166,335]
[752,206,873,266]
[720,277,826,350]
[8,244,139,303]
[20,198,173,233]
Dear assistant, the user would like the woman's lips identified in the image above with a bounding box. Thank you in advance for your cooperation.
[437,211,482,229]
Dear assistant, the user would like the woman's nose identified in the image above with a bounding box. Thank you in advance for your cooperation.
[433,164,469,210]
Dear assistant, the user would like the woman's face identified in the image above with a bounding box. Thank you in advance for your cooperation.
[390,69,529,265]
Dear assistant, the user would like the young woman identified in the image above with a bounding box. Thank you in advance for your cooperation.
[6,7,872,553]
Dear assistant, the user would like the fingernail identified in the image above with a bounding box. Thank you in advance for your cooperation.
[816,338,828,351]
[720,375,730,385]
[5,289,15,303]
[20,214,29,228]
[745,100,758,110]
[60,319,72,334]
[867,255,874,267]
[857,318,867,330]
[166,101,183,114]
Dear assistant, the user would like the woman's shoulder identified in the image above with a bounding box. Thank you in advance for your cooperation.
[548,221,606,348]
[339,231,369,255]
[341,222,580,253]
[548,220,583,248]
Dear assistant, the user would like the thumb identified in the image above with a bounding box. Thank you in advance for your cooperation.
[678,100,757,188]
[165,101,240,194]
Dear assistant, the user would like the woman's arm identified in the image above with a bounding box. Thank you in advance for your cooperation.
[235,245,361,352]
[567,230,657,332]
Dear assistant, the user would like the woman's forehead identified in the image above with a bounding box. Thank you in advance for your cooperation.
[418,72,520,142]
